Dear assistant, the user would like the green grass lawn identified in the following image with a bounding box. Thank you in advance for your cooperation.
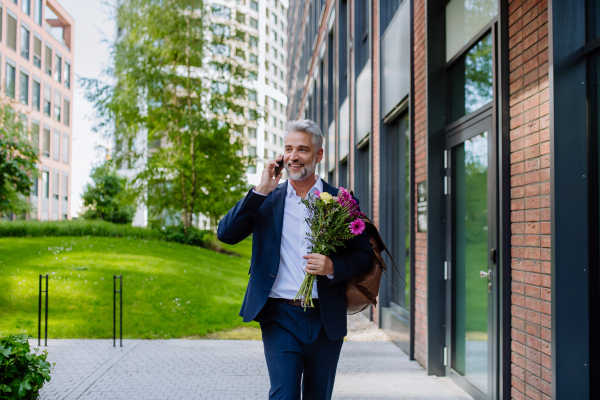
[0,236,257,339]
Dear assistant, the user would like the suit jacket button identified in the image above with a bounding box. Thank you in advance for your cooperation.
[270,274,275,279]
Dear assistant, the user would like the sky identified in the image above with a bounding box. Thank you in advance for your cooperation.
[58,0,116,217]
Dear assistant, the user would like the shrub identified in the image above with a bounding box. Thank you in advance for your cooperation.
[0,220,162,241]
[160,225,209,247]
[0,334,52,399]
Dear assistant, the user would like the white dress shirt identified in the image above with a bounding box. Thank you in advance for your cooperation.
[253,175,333,300]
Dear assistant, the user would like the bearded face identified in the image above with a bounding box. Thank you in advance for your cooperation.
[283,131,323,181]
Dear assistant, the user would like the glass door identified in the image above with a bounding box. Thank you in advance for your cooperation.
[448,116,496,400]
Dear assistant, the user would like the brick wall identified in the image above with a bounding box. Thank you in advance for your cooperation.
[507,0,551,399]
[371,0,381,326]
[412,0,428,368]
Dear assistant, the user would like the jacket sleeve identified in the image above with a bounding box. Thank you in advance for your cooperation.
[328,229,374,282]
[217,188,267,245]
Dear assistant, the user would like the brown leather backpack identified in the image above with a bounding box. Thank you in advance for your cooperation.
[346,215,406,315]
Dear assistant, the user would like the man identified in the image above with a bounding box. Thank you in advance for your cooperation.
[217,119,374,400]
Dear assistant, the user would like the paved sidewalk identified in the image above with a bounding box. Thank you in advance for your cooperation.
[31,339,472,400]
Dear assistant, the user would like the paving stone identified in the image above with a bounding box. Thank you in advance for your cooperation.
[30,339,472,399]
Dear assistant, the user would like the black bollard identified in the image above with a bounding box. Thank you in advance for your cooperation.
[113,275,122,347]
[38,274,48,346]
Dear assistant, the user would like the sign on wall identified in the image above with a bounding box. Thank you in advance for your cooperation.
[417,181,427,233]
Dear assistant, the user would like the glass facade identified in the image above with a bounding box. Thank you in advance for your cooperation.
[452,132,489,394]
[448,33,493,123]
[446,0,497,61]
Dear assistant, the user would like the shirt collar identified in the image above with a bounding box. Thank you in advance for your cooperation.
[286,174,323,198]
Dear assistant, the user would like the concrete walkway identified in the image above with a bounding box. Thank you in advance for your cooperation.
[32,339,472,400]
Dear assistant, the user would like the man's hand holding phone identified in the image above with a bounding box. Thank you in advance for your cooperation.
[255,155,284,195]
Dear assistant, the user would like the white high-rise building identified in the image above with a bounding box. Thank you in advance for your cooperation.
[210,0,288,186]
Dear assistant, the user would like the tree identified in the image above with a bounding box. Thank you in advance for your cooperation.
[82,162,136,224]
[0,99,39,217]
[83,0,259,232]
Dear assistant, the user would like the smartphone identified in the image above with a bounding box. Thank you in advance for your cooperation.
[274,155,284,177]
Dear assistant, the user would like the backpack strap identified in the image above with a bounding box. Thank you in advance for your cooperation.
[384,248,407,286]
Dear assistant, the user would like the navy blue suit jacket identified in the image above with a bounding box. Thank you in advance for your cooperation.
[217,180,375,341]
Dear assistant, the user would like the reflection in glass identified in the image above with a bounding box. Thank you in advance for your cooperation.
[446,0,498,61]
[449,33,493,123]
[453,132,488,394]
[590,0,600,42]
[388,115,410,309]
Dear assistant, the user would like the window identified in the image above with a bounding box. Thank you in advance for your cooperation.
[212,44,230,56]
[273,48,278,58]
[63,98,70,126]
[42,127,50,157]
[273,14,278,24]
[236,12,245,24]
[62,134,69,164]
[64,61,70,88]
[0,4,3,43]
[248,146,257,156]
[52,171,59,200]
[249,90,257,101]
[273,31,278,41]
[272,133,277,144]
[32,79,40,111]
[21,25,30,60]
[234,29,246,42]
[249,36,258,47]
[42,171,49,198]
[54,54,62,82]
[280,121,283,130]
[43,84,51,117]
[5,62,16,98]
[54,92,61,122]
[264,149,268,158]
[44,44,52,76]
[264,130,268,140]
[33,35,42,68]
[20,71,28,105]
[52,130,60,161]
[271,116,277,126]
[250,17,258,29]
[248,127,257,138]
[445,0,498,61]
[7,12,17,51]
[35,0,42,26]
[31,120,40,149]
[212,5,231,19]
[250,1,258,11]
[235,48,245,61]
[448,33,493,122]
[248,71,257,80]
[249,53,258,65]
[62,175,68,201]
[22,0,31,15]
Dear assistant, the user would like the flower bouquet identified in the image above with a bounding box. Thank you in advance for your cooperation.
[295,187,366,309]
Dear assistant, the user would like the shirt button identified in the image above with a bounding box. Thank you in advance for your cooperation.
[270,274,275,279]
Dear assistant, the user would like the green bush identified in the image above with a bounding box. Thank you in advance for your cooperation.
[160,225,209,247]
[0,220,162,240]
[0,334,52,399]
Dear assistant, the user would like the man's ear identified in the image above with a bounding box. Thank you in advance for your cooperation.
[316,147,324,164]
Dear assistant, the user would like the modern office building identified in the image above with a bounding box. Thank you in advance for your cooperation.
[287,0,600,399]
[1,0,74,221]
[211,0,289,186]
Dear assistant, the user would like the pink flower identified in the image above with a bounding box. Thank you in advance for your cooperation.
[349,218,366,235]
[314,190,321,197]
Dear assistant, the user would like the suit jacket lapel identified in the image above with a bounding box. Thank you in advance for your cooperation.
[321,180,338,197]
[272,181,287,248]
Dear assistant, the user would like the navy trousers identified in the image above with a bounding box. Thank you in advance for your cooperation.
[256,298,344,400]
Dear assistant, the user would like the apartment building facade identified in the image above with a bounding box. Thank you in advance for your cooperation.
[1,0,74,221]
[208,0,289,187]
[287,0,599,399]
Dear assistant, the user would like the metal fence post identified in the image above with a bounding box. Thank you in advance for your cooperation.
[114,275,122,347]
[38,274,48,346]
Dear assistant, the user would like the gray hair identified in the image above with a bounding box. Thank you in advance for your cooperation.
[285,119,323,151]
